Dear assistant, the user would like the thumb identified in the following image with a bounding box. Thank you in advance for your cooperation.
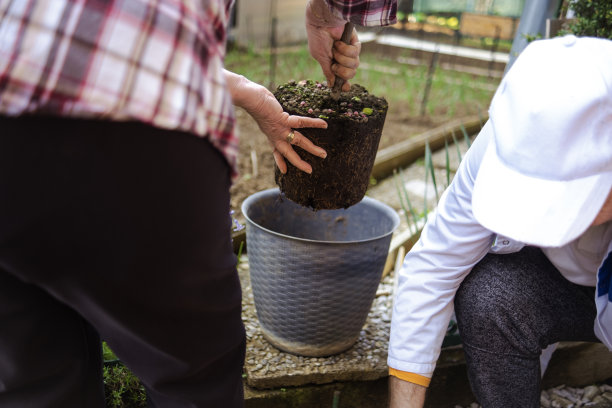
[320,62,335,87]
[309,46,335,87]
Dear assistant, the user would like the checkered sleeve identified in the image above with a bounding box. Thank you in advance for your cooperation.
[326,0,397,27]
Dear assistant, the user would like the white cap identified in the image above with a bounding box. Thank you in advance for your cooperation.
[472,35,612,247]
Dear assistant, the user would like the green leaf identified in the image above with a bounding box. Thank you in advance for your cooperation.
[444,138,450,187]
[393,169,419,235]
[451,129,462,163]
[237,241,245,264]
[425,141,439,205]
[460,124,471,148]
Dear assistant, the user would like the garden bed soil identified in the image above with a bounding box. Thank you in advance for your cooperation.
[274,80,388,210]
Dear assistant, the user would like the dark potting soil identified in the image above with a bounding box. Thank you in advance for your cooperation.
[274,80,388,210]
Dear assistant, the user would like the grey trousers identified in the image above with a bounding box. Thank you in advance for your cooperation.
[454,246,598,408]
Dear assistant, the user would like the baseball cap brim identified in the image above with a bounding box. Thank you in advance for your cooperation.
[472,129,612,248]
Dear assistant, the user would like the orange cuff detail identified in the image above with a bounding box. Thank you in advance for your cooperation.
[388,368,431,388]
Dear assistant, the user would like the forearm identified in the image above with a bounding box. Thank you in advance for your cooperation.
[389,376,426,408]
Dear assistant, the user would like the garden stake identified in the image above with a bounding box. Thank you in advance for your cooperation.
[331,22,354,100]
[420,49,439,116]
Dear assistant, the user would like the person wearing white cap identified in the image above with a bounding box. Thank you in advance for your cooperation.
[387,35,612,407]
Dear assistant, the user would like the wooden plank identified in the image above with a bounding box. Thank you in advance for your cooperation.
[371,116,485,182]
[546,18,576,38]
[459,12,519,40]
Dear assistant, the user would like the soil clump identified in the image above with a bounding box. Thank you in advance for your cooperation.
[274,80,388,210]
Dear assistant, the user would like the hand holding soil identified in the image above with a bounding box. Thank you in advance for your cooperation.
[242,81,329,175]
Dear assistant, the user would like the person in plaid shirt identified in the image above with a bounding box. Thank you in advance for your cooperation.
[0,0,396,406]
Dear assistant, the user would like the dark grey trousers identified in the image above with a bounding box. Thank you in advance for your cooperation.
[454,246,598,408]
[0,116,245,407]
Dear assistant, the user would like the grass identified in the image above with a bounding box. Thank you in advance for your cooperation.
[225,42,500,119]
[103,342,146,407]
[103,363,146,408]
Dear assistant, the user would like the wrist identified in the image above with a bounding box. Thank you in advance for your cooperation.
[389,376,427,408]
[225,70,266,114]
[306,0,345,28]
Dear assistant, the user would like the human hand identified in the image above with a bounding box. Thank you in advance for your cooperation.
[225,70,328,174]
[305,0,361,91]
[245,83,328,174]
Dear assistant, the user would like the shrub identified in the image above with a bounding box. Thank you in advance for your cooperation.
[103,342,146,407]
[564,0,612,39]
[103,363,147,408]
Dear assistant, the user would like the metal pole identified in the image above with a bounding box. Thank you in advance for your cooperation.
[505,0,561,75]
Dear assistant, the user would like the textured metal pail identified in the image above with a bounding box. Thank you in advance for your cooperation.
[242,188,399,357]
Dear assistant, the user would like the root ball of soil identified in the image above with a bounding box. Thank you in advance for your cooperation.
[274,80,388,210]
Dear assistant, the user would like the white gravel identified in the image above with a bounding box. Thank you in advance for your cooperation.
[455,383,612,408]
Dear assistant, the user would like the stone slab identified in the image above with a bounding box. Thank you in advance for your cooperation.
[543,342,612,389]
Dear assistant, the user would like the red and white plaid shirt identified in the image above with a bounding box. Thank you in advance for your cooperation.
[0,0,395,176]
[328,0,397,26]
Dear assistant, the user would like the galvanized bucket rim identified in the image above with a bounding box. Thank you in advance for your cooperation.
[241,188,400,245]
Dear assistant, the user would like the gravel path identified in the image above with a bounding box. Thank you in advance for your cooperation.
[456,383,612,408]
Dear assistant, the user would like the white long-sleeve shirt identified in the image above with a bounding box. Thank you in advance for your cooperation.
[388,121,612,378]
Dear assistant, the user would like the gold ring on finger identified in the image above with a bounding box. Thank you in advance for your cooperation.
[286,131,295,144]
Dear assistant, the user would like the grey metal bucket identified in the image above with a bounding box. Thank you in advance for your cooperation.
[242,188,399,357]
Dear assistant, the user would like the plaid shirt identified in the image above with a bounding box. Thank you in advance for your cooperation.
[328,0,397,26]
[0,0,395,176]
